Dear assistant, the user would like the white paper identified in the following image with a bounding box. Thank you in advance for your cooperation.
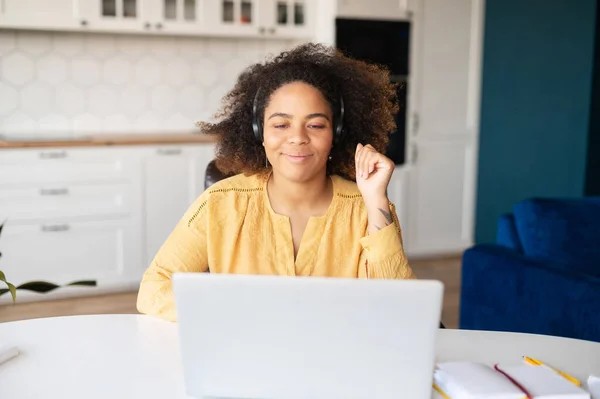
[588,376,600,399]
[0,344,19,365]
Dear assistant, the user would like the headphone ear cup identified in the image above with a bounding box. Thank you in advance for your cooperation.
[252,114,261,142]
[252,88,262,142]
[335,96,345,144]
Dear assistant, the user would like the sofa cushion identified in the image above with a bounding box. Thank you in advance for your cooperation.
[497,213,523,253]
[513,197,600,276]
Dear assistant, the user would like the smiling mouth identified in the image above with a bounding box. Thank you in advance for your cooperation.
[283,153,314,162]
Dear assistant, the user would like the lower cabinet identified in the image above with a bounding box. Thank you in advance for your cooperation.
[0,142,216,303]
[142,144,216,267]
[0,218,142,287]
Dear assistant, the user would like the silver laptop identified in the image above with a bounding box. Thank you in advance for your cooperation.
[173,273,443,399]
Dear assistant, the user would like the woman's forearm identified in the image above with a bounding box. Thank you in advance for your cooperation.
[365,196,394,235]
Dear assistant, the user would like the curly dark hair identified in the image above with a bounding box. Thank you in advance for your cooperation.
[197,42,399,181]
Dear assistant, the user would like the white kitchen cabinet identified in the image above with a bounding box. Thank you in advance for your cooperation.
[414,0,476,141]
[146,0,207,34]
[386,166,410,248]
[79,0,209,34]
[0,0,314,38]
[0,0,80,30]
[0,142,217,304]
[143,143,215,267]
[78,0,152,32]
[0,183,132,223]
[406,141,473,255]
[203,0,264,37]
[402,0,484,256]
[261,0,313,39]
[0,147,134,186]
[0,219,142,289]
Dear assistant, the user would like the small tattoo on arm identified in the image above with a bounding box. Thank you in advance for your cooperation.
[378,208,393,225]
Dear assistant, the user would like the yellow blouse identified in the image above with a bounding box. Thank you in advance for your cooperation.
[136,173,416,321]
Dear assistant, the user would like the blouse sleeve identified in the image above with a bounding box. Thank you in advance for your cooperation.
[136,194,210,322]
[358,202,416,280]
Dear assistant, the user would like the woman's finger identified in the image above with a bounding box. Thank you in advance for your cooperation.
[356,143,368,177]
[355,146,362,176]
[361,150,375,179]
[355,143,363,162]
[367,153,381,179]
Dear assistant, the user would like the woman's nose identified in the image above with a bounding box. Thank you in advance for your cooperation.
[287,125,309,144]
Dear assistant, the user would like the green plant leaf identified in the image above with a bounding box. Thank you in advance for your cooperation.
[0,270,7,283]
[66,280,97,287]
[0,280,97,297]
[6,282,16,303]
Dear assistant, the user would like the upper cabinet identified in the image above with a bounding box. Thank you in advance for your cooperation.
[200,0,313,39]
[0,0,314,39]
[265,0,312,39]
[81,0,208,35]
[79,0,151,32]
[0,0,81,30]
[150,0,206,34]
[202,0,261,37]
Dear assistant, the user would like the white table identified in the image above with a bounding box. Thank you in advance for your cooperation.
[1,314,600,398]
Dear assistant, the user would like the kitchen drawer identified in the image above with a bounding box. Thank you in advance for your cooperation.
[0,218,142,287]
[0,183,132,222]
[0,147,139,185]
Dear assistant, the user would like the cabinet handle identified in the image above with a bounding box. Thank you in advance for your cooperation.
[412,112,420,135]
[39,150,67,159]
[156,148,182,155]
[259,27,265,34]
[412,144,418,164]
[41,224,70,233]
[155,22,163,29]
[268,27,275,34]
[80,19,88,27]
[144,22,151,29]
[40,188,69,196]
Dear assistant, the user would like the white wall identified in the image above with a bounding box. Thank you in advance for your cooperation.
[0,30,298,137]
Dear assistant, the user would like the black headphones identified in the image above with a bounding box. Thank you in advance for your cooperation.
[252,87,345,144]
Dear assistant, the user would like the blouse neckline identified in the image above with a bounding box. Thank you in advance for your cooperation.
[261,172,340,223]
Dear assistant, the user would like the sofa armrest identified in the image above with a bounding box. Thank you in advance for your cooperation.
[460,244,600,343]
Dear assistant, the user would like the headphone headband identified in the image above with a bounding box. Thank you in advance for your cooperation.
[252,86,345,144]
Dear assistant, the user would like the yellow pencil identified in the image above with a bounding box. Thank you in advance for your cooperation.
[432,383,451,399]
[522,356,581,386]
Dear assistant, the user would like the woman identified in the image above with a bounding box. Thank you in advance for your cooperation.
[137,43,416,322]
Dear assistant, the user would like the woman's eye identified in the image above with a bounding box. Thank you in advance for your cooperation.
[273,124,288,129]
[309,125,325,129]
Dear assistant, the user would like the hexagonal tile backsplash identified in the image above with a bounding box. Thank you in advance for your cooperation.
[0,30,298,137]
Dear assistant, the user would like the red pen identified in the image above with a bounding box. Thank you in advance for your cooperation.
[494,364,533,399]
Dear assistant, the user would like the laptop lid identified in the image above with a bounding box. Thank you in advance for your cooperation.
[173,273,443,399]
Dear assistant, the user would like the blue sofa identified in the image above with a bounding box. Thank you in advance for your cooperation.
[460,197,600,342]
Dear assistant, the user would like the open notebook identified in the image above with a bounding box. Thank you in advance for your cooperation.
[433,362,590,399]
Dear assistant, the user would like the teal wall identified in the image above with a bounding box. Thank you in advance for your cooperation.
[475,0,597,243]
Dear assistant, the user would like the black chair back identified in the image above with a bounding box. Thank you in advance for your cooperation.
[204,159,234,190]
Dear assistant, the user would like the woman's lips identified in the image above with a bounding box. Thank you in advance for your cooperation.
[284,154,313,163]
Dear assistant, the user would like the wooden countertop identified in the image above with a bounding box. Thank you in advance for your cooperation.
[0,133,218,149]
